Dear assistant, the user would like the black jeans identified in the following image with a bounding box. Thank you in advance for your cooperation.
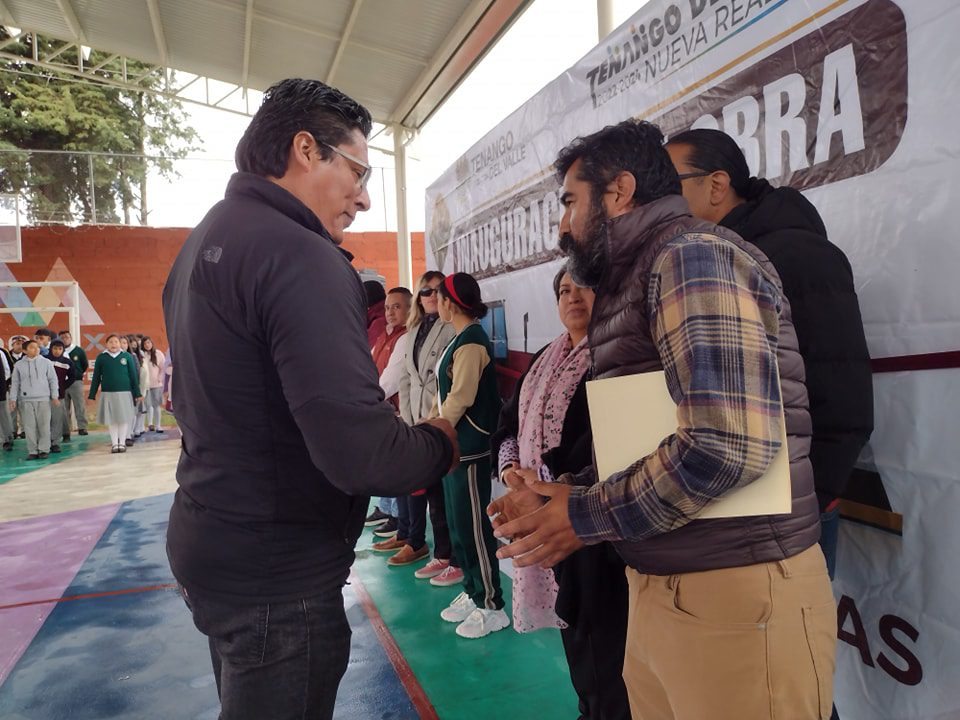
[180,585,351,720]
[425,481,454,563]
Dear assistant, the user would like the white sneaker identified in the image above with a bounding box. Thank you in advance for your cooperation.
[455,608,510,639]
[440,591,477,623]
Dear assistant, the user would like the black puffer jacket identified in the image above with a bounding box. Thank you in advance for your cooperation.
[721,181,873,509]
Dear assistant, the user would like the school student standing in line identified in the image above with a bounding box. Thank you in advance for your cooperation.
[0,338,14,450]
[8,336,26,439]
[47,339,77,454]
[59,330,90,439]
[430,272,509,639]
[140,337,166,432]
[9,339,59,460]
[118,336,141,443]
[88,334,142,454]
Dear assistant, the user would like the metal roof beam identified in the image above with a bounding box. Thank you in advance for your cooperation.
[326,0,363,85]
[55,0,87,45]
[0,32,22,52]
[254,9,426,67]
[389,0,491,123]
[391,0,530,128]
[40,39,74,63]
[241,0,253,91]
[0,49,254,116]
[145,0,170,68]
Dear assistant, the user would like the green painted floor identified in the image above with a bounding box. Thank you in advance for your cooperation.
[353,515,579,719]
[0,432,102,485]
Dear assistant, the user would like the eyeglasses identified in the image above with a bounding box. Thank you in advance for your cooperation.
[320,141,372,190]
[676,171,712,181]
[419,287,438,297]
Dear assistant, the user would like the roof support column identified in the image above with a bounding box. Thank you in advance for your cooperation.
[393,123,413,290]
[597,0,614,40]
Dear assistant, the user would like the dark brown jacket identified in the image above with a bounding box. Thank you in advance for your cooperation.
[590,196,821,575]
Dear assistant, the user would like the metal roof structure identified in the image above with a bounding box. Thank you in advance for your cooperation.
[0,0,614,286]
[0,0,532,128]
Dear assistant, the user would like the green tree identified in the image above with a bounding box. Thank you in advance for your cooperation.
[0,30,198,224]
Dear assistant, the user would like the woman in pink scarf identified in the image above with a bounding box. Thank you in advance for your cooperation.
[491,267,630,720]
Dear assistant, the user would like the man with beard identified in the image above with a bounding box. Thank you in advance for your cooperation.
[490,119,836,720]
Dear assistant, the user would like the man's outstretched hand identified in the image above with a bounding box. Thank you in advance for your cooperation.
[492,477,584,568]
[488,467,545,532]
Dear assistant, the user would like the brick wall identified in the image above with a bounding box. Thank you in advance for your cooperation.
[1,225,427,358]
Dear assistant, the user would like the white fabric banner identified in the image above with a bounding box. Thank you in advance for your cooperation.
[426,1,960,717]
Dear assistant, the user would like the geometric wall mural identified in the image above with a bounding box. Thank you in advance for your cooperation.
[0,258,104,327]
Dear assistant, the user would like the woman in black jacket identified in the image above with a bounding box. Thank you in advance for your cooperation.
[490,267,630,720]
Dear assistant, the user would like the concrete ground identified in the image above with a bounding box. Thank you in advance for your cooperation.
[0,430,577,719]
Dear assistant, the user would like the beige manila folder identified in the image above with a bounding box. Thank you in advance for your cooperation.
[586,371,791,519]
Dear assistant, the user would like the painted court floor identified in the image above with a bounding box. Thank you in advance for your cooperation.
[0,430,577,719]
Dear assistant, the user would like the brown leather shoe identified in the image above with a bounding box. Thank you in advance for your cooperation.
[372,536,407,553]
[387,544,430,566]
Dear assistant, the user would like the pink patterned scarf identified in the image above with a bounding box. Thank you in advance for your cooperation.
[512,332,591,632]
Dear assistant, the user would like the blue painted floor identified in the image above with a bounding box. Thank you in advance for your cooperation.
[0,493,417,720]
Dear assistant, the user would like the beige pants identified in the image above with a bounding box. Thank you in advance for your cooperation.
[623,544,837,720]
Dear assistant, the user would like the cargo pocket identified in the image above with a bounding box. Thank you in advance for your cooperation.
[802,601,838,719]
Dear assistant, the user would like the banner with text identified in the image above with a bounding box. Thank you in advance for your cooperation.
[426,1,960,718]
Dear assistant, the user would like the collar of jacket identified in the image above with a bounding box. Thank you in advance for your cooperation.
[224,172,354,262]
[603,195,692,270]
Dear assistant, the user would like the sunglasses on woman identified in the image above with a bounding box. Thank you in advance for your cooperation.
[419,287,438,297]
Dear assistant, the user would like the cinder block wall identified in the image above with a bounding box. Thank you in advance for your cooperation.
[1,226,427,359]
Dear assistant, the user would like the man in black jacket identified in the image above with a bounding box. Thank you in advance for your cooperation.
[163,78,458,720]
[666,128,874,582]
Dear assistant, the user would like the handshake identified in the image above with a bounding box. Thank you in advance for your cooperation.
[485,463,585,569]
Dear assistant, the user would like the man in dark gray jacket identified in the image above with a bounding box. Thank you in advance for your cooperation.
[492,120,834,720]
[163,78,457,720]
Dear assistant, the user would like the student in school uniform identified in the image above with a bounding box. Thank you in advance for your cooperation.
[9,339,59,460]
[0,338,13,451]
[58,329,90,439]
[430,272,509,639]
[88,334,142,453]
[48,339,78,454]
[140,337,166,432]
[8,335,26,439]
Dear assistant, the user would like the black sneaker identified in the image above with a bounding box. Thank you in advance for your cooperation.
[38,452,49,459]
[51,445,62,453]
[63,434,72,443]
[373,518,399,538]
[3,441,12,451]
[364,507,391,527]
[78,429,89,436]
[124,439,135,447]
[26,454,39,461]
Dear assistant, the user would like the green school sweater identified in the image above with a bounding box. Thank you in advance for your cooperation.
[67,345,90,375]
[88,351,141,399]
[436,323,502,462]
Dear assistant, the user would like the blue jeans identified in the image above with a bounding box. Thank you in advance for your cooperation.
[819,506,840,581]
[396,493,428,551]
[818,506,842,720]
[180,585,351,720]
[378,496,398,517]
